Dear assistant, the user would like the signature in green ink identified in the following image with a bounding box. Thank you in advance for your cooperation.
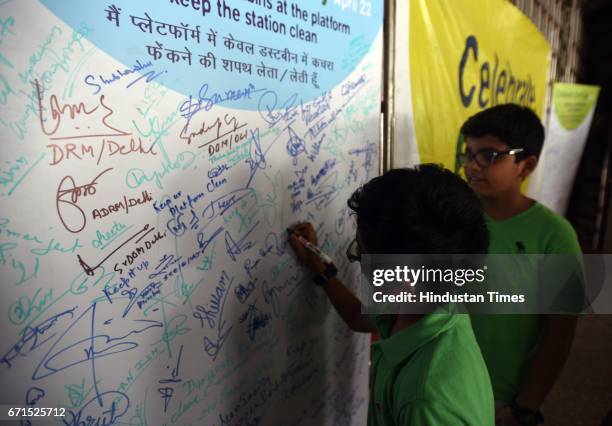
[0,242,40,287]
[8,286,53,325]
[2,24,93,140]
[272,258,293,282]
[0,15,16,68]
[64,378,100,409]
[30,237,82,256]
[196,241,217,271]
[125,151,196,190]
[91,221,131,250]
[153,314,191,348]
[0,152,46,197]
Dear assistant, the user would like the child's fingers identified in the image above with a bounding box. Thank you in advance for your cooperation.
[292,222,310,235]
[288,234,316,265]
[288,233,302,252]
[292,222,317,244]
[288,233,308,256]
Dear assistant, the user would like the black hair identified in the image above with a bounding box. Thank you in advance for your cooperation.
[347,164,489,254]
[460,103,545,159]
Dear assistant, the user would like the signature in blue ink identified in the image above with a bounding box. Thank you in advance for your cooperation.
[21,386,46,426]
[348,142,377,180]
[158,344,183,413]
[208,163,230,179]
[196,226,224,252]
[224,220,259,262]
[311,159,337,186]
[126,69,167,89]
[64,391,129,426]
[262,274,301,318]
[103,260,148,303]
[244,128,268,188]
[193,272,231,330]
[307,134,325,163]
[340,74,367,97]
[26,387,45,406]
[235,278,257,304]
[199,188,255,232]
[243,257,261,279]
[195,272,234,361]
[300,91,332,126]
[335,206,351,236]
[179,82,265,122]
[239,300,272,341]
[32,303,161,380]
[306,171,341,210]
[158,190,205,236]
[257,90,300,128]
[121,281,163,317]
[84,59,157,94]
[1,307,76,368]
[286,126,307,165]
[259,232,287,258]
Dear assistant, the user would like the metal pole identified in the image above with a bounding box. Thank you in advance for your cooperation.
[382,0,396,173]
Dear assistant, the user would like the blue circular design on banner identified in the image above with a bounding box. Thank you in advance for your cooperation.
[40,0,383,110]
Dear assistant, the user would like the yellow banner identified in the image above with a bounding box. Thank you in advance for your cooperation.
[409,0,551,171]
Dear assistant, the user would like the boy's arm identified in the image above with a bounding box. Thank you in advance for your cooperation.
[318,275,377,332]
[288,222,376,333]
[514,314,577,410]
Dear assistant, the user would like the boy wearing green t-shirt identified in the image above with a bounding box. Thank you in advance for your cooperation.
[289,166,494,425]
[459,104,582,426]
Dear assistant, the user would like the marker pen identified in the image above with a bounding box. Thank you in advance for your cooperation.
[287,228,334,264]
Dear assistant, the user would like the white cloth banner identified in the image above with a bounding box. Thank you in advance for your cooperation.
[528,83,601,214]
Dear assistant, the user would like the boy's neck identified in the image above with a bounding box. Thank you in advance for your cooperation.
[481,191,535,221]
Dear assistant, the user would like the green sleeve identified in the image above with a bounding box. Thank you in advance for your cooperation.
[548,217,582,255]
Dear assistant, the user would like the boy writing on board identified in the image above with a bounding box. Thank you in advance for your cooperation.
[288,165,494,425]
[458,104,583,425]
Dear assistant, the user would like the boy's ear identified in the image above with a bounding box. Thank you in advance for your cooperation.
[519,155,538,180]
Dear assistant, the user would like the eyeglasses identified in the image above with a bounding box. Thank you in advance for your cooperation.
[346,238,361,263]
[457,148,524,169]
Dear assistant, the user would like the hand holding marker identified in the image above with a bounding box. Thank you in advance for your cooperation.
[287,226,334,265]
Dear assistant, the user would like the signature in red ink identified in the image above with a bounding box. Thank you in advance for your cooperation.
[56,167,113,233]
[35,79,131,140]
[46,137,158,167]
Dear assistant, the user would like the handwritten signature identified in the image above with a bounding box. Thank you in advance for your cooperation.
[35,79,130,140]
[179,82,265,123]
[56,167,113,233]
[195,271,234,361]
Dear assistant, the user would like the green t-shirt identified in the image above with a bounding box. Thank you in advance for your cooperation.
[470,201,583,402]
[369,313,494,426]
